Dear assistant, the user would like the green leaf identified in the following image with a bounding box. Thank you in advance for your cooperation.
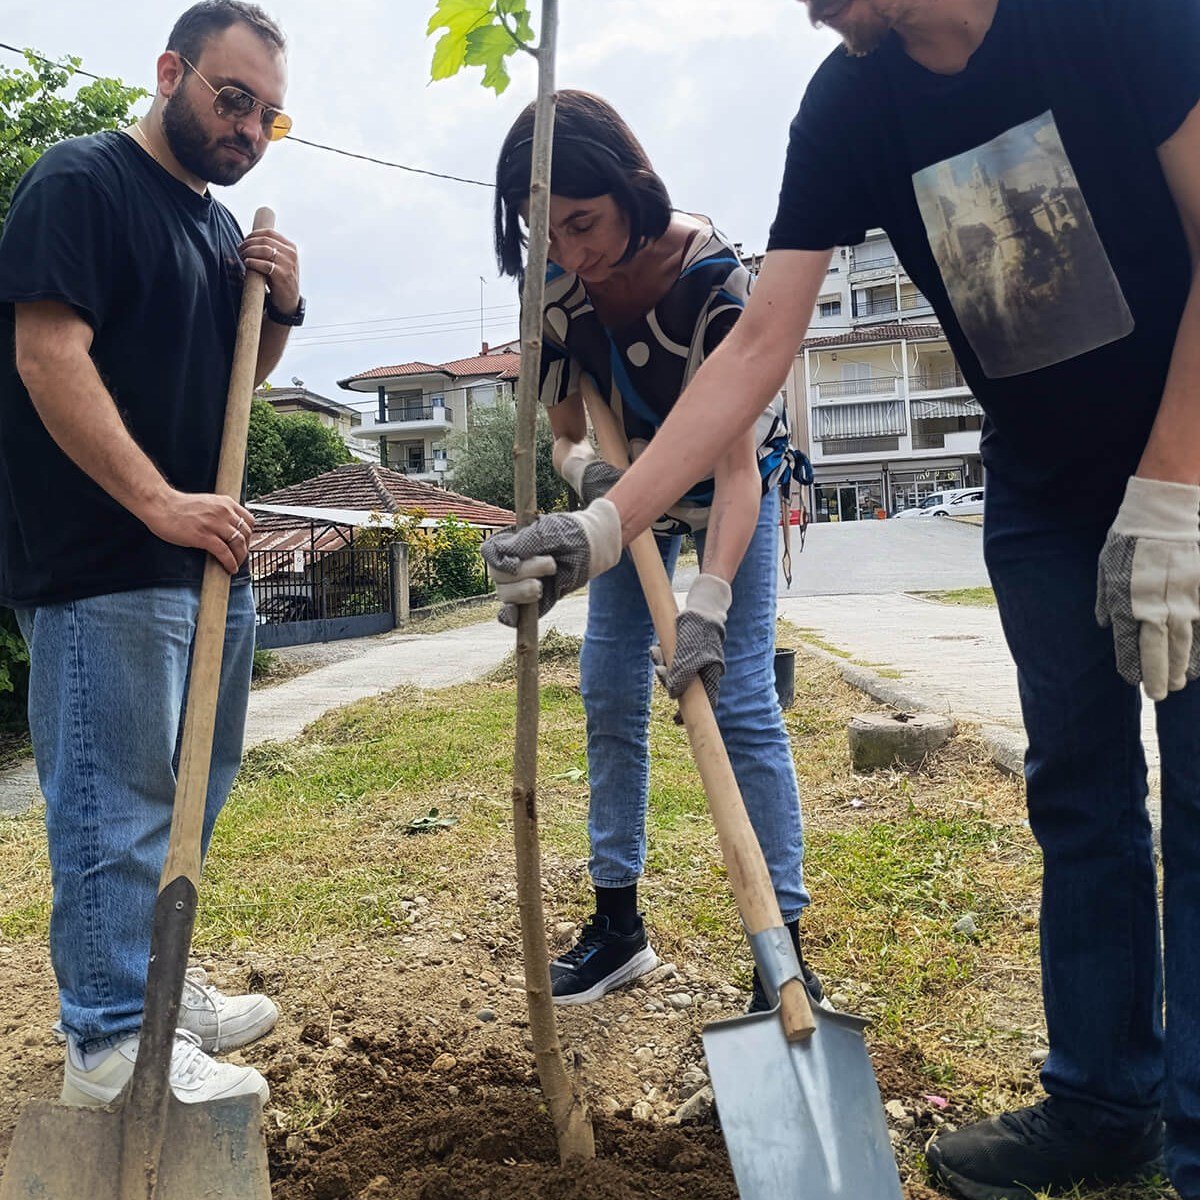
[464,24,517,94]
[430,29,470,81]
[426,0,493,37]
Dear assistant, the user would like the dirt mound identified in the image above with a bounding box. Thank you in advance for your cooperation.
[270,1029,736,1200]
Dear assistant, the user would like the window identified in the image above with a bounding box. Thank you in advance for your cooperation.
[818,299,842,318]
[821,436,900,455]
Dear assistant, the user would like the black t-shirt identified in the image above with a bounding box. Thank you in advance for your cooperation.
[768,0,1200,492]
[0,131,246,607]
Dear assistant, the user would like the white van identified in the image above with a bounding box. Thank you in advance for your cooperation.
[893,488,974,519]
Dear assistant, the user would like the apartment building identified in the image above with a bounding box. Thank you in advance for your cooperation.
[785,231,984,520]
[255,385,379,463]
[337,344,519,484]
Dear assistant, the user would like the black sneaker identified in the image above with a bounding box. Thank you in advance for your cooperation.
[549,914,658,1005]
[925,1098,1164,1200]
[747,960,825,1014]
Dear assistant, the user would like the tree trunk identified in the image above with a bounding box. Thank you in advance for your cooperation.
[509,0,595,1165]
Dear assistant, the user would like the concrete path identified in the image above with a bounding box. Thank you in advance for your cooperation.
[777,592,1162,822]
[0,596,589,819]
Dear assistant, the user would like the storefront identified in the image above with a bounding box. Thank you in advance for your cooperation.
[813,457,982,521]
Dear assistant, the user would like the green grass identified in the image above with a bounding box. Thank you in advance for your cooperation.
[919,587,997,607]
[0,630,1171,1197]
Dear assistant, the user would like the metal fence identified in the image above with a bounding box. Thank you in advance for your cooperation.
[250,546,394,641]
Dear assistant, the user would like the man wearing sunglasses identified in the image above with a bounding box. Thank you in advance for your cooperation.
[0,0,304,1113]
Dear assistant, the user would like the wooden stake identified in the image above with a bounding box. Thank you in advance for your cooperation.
[509,0,594,1164]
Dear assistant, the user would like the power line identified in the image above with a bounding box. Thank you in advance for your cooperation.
[0,41,493,188]
[289,318,518,350]
[302,302,516,334]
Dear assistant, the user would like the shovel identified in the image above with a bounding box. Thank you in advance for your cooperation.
[0,208,277,1200]
[580,381,902,1200]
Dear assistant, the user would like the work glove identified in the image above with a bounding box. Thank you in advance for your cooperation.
[556,438,625,505]
[1096,475,1200,701]
[481,498,623,627]
[651,573,732,718]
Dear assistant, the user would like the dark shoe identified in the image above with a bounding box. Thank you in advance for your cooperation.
[925,1098,1164,1200]
[747,959,825,1014]
[549,914,658,1005]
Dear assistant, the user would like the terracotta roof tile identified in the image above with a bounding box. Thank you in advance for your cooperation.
[339,351,521,388]
[251,463,516,540]
[803,322,945,350]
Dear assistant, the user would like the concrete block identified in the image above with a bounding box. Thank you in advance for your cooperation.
[848,711,955,772]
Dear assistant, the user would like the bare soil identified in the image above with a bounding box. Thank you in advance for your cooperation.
[0,935,950,1199]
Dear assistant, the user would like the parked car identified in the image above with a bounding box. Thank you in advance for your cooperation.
[920,488,985,517]
[892,488,974,519]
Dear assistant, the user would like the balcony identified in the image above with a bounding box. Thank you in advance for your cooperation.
[900,291,934,315]
[352,403,454,438]
[812,377,900,402]
[910,369,968,394]
[849,249,897,279]
[395,455,449,483]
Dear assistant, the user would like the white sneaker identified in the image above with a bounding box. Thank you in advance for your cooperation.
[178,967,278,1054]
[61,1029,269,1107]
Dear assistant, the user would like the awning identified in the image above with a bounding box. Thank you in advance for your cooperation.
[812,400,906,441]
[909,397,984,420]
[248,502,440,529]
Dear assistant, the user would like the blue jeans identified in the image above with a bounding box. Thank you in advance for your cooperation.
[985,473,1200,1191]
[580,489,810,921]
[16,583,255,1053]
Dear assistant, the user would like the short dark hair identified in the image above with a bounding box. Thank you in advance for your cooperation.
[167,1,287,64]
[494,90,672,279]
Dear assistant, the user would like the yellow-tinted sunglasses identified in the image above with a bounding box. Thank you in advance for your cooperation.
[180,56,293,142]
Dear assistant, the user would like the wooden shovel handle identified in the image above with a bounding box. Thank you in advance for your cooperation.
[580,381,814,1041]
[160,206,275,890]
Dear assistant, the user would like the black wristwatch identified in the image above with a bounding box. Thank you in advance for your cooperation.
[265,293,306,327]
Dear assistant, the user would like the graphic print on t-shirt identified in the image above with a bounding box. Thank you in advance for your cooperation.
[913,111,1133,379]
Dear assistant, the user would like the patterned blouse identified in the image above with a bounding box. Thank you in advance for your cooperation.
[538,221,794,535]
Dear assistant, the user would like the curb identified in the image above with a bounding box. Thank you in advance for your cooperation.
[795,641,1025,777]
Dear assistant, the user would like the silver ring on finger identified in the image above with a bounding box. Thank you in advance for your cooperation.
[226,528,240,544]
[270,245,278,261]
[268,261,276,278]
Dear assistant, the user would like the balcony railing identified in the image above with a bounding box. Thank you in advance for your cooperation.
[910,369,966,392]
[901,292,933,312]
[853,295,900,318]
[814,377,899,400]
[384,405,453,424]
[851,251,895,272]
[400,457,448,474]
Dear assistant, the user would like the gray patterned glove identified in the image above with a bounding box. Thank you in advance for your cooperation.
[481,498,623,627]
[651,574,732,716]
[1096,476,1200,701]
[556,438,625,505]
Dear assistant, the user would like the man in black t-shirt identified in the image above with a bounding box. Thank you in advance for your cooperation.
[479,2,1200,1196]
[0,1,306,1109]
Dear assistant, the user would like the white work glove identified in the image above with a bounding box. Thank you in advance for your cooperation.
[555,438,625,505]
[651,573,732,717]
[480,499,623,627]
[1096,475,1200,700]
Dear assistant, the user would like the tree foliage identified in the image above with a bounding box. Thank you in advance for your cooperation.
[247,399,353,498]
[357,510,489,608]
[0,49,145,731]
[426,0,535,95]
[446,400,568,515]
[0,49,146,227]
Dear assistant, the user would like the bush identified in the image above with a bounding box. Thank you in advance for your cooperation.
[0,608,29,730]
[357,511,490,608]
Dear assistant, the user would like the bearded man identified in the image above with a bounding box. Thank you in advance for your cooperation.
[0,0,306,1106]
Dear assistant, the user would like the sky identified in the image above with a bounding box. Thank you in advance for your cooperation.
[3,1,840,413]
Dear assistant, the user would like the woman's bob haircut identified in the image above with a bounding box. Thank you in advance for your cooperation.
[494,90,673,279]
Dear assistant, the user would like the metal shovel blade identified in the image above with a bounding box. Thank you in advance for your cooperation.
[0,1093,270,1200]
[703,1004,903,1200]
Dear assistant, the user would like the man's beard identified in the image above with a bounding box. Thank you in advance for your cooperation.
[162,88,258,186]
[810,1,892,57]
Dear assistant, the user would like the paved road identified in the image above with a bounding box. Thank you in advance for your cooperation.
[675,517,990,596]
